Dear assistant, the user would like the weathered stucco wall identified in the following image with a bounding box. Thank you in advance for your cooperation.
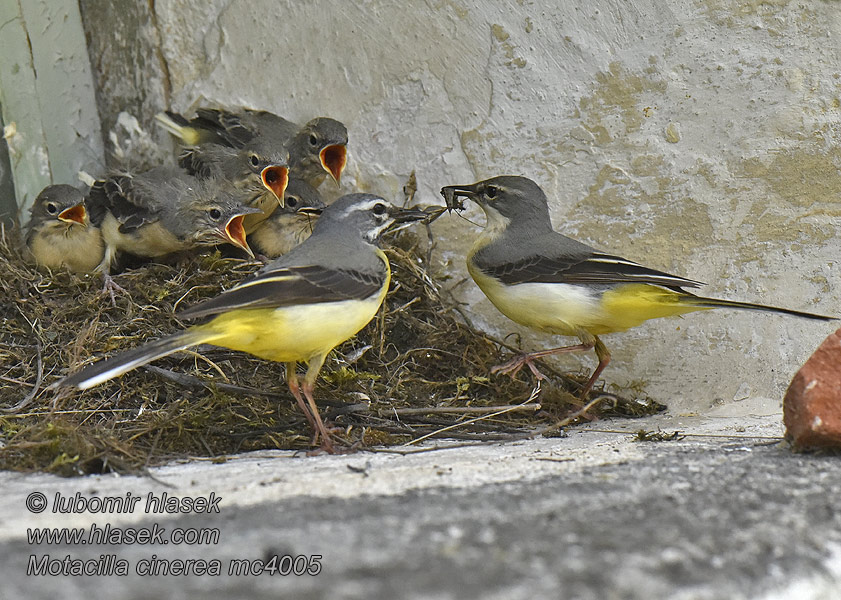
[85,0,841,412]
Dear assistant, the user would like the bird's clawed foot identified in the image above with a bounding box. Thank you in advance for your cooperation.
[491,353,548,380]
[288,367,350,454]
[305,433,359,456]
[101,273,127,306]
[491,341,599,393]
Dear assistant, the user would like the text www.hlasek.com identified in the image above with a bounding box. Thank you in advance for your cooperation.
[28,523,220,546]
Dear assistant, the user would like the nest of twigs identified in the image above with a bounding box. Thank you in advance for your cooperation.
[0,217,664,476]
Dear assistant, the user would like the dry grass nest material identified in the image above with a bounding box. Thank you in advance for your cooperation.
[0,223,664,476]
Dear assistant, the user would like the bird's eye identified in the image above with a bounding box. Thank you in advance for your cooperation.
[209,208,222,220]
[309,134,318,147]
[286,196,298,208]
[249,154,259,167]
[485,185,498,199]
[46,202,58,214]
[373,203,387,216]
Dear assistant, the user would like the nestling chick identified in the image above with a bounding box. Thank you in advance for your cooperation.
[177,137,289,233]
[248,178,325,259]
[25,184,104,273]
[88,166,260,272]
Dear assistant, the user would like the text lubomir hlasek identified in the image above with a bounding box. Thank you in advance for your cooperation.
[49,492,221,514]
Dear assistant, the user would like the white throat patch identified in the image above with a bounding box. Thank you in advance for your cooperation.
[481,205,511,241]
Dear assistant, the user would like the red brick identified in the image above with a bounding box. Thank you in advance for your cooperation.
[784,328,841,450]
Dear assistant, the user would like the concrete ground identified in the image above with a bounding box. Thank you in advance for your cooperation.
[1,412,840,599]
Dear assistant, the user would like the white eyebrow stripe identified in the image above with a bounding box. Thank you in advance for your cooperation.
[340,198,383,217]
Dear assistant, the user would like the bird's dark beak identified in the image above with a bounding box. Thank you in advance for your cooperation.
[222,208,261,257]
[261,165,289,207]
[320,144,347,185]
[391,206,430,224]
[58,203,87,226]
[440,183,480,212]
[384,205,429,236]
[296,206,323,217]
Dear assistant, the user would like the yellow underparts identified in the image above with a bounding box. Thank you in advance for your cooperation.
[469,261,709,337]
[194,250,390,364]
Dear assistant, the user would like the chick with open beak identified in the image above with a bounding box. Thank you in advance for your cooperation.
[87,167,261,273]
[175,136,290,235]
[295,117,348,186]
[25,184,105,273]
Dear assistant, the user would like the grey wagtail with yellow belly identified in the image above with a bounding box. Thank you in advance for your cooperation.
[52,193,427,453]
[25,184,105,273]
[442,175,835,399]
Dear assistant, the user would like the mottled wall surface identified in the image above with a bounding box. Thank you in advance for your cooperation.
[79,0,172,169]
[86,0,841,411]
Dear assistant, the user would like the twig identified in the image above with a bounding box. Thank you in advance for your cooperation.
[183,350,230,382]
[402,171,417,206]
[526,394,605,439]
[143,365,286,399]
[1,408,136,418]
[0,376,34,387]
[386,403,541,417]
[1,341,42,414]
[366,442,484,455]
[403,385,541,446]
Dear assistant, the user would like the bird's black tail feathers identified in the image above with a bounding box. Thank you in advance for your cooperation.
[682,296,835,321]
[51,329,208,391]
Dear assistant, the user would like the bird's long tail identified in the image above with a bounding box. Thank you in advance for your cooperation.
[154,111,206,146]
[52,329,210,391]
[681,295,835,321]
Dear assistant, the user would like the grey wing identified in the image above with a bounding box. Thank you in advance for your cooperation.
[178,264,386,320]
[85,181,111,227]
[242,110,298,143]
[91,175,161,233]
[178,145,232,179]
[480,252,704,290]
[192,108,257,147]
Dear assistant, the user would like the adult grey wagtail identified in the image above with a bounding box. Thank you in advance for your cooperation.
[441,175,835,399]
[25,184,104,273]
[53,193,428,453]
[248,178,326,259]
[157,107,348,187]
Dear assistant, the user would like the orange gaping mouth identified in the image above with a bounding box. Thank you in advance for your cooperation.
[320,144,347,185]
[58,204,87,226]
[261,165,289,206]
[224,215,254,257]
